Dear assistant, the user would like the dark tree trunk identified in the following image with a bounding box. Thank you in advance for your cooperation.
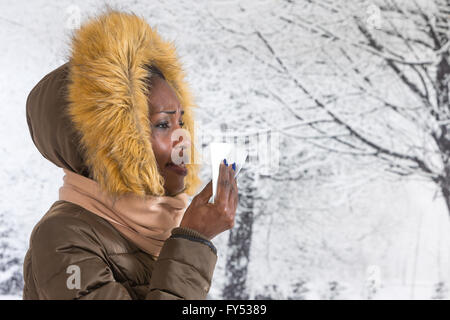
[435,8,450,215]
[440,182,450,214]
[436,52,449,111]
[222,168,256,300]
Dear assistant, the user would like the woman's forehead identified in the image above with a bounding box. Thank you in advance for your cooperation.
[148,101,184,115]
[150,105,185,115]
[148,79,183,114]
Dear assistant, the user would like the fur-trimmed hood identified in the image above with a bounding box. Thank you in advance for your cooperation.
[26,10,201,198]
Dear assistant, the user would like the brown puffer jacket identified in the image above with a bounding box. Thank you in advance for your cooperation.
[23,11,217,300]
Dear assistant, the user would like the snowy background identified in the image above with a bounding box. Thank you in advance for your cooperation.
[0,0,449,299]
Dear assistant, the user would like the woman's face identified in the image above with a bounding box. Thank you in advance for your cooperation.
[148,76,187,196]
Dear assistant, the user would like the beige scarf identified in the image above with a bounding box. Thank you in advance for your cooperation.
[59,168,189,258]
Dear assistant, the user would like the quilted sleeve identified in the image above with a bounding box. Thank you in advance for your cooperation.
[145,227,218,300]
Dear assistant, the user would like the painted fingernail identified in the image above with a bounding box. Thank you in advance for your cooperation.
[224,159,228,166]
[232,163,236,171]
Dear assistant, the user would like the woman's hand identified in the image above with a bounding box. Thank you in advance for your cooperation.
[179,161,239,240]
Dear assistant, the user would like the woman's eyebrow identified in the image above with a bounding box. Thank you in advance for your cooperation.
[156,110,184,115]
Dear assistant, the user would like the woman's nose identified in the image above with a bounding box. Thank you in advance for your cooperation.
[172,135,184,148]
[172,131,191,157]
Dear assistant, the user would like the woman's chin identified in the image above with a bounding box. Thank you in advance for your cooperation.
[164,184,186,197]
[162,170,186,196]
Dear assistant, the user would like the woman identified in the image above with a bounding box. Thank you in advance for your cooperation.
[23,10,238,300]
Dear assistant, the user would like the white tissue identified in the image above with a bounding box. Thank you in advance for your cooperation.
[209,142,247,203]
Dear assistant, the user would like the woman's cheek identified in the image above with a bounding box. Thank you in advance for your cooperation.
[160,135,172,156]
[151,132,171,162]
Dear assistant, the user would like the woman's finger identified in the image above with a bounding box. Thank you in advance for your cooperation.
[196,180,212,204]
[230,170,239,209]
[214,162,231,205]
[227,164,235,195]
[225,164,237,210]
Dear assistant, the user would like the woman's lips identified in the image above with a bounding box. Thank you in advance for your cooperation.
[166,163,188,176]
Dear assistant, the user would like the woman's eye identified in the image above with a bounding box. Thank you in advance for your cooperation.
[156,121,169,129]
[155,121,185,129]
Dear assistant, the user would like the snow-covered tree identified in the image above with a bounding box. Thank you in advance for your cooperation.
[265,0,450,212]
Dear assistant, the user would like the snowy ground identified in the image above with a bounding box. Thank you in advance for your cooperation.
[1,0,449,300]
